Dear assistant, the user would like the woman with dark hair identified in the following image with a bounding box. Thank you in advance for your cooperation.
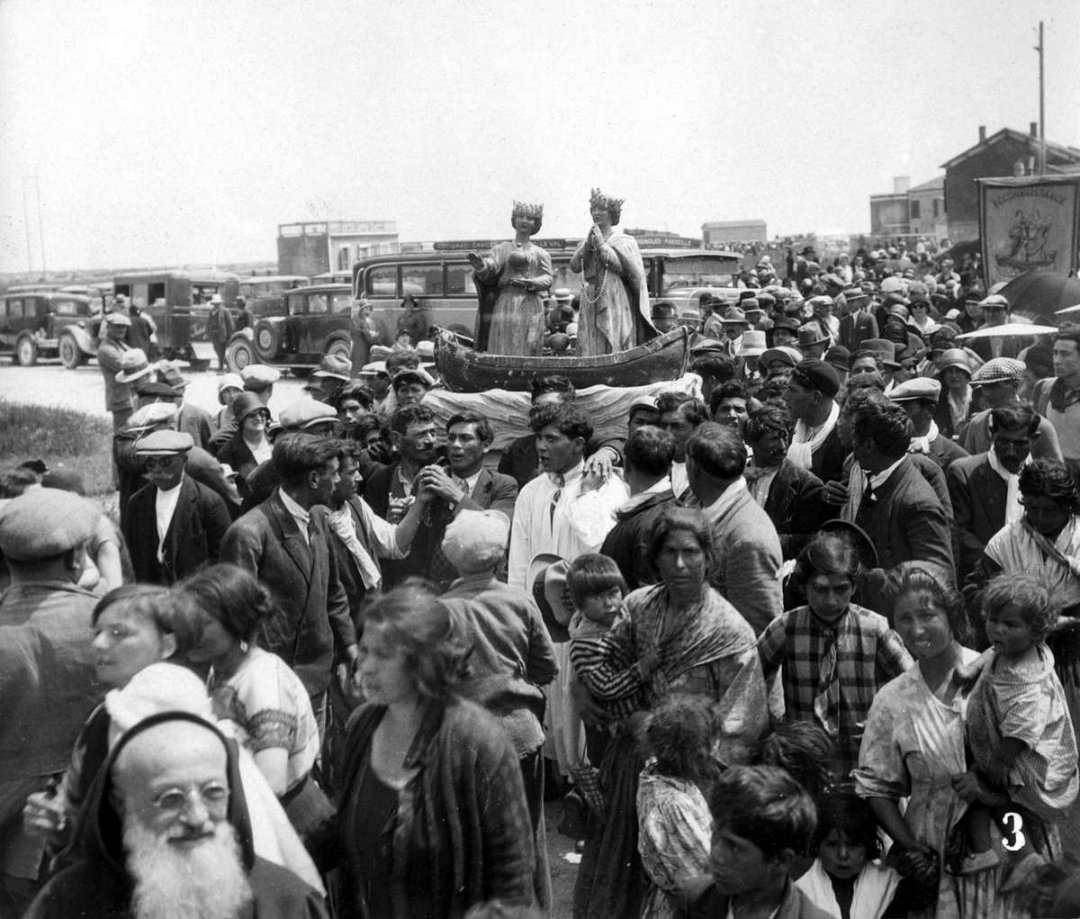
[333,585,535,918]
[758,531,912,776]
[573,507,768,919]
[636,694,720,919]
[467,202,553,355]
[855,564,1001,919]
[172,565,321,812]
[215,392,273,496]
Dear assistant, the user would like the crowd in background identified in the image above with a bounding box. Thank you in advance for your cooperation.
[1,244,1080,919]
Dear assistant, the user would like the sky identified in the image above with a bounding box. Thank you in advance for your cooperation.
[1,0,1078,273]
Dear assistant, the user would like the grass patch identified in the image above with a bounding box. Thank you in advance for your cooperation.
[0,397,115,498]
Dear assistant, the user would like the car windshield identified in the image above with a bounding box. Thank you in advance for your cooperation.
[660,257,740,292]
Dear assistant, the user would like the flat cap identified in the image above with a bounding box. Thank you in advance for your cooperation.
[134,430,194,456]
[156,362,190,391]
[978,294,1010,310]
[689,338,727,355]
[278,399,338,430]
[391,367,435,390]
[0,488,100,561]
[241,364,281,390]
[126,402,179,430]
[312,353,353,381]
[103,311,132,327]
[793,359,841,398]
[971,357,1024,387]
[890,377,942,402]
[760,345,804,369]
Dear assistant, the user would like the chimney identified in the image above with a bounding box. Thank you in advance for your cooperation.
[979,125,987,143]
[1030,121,1039,138]
[893,176,911,195]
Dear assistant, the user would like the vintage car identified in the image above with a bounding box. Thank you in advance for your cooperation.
[0,290,99,366]
[224,283,353,373]
[237,274,310,320]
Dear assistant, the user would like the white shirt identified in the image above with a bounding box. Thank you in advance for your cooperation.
[507,460,629,589]
[865,455,907,492]
[278,488,312,544]
[154,477,183,562]
[670,461,689,499]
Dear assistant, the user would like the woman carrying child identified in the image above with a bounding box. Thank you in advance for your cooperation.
[573,509,768,919]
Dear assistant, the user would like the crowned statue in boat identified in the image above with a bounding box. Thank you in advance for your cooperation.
[468,201,553,355]
[569,188,656,356]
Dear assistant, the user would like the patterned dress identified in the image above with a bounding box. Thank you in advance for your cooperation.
[636,766,712,919]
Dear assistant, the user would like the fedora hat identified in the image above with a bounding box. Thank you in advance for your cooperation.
[528,553,574,643]
[861,338,900,369]
[114,349,154,384]
[796,326,829,349]
[737,329,767,357]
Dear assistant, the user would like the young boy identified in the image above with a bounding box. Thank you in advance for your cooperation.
[688,765,831,919]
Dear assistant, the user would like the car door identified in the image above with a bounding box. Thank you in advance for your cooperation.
[0,297,18,349]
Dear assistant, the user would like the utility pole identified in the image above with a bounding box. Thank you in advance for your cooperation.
[1036,21,1046,175]
[34,176,47,280]
[22,177,33,273]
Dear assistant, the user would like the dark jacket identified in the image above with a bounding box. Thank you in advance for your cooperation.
[177,403,215,451]
[855,456,955,609]
[921,432,969,470]
[365,464,518,590]
[759,459,831,559]
[599,488,676,589]
[839,309,879,351]
[809,426,848,485]
[947,452,1009,582]
[334,699,534,919]
[26,712,327,919]
[123,475,231,585]
[220,491,355,696]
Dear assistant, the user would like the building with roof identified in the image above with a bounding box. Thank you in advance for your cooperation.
[277,220,398,277]
[868,176,946,241]
[701,219,767,246]
[942,124,1080,241]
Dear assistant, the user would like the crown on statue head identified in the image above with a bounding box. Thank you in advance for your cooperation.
[590,188,625,212]
[512,201,544,221]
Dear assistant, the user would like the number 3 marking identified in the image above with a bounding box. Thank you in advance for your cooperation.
[1001,812,1025,852]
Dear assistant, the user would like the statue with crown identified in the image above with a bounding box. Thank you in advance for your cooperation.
[569,188,656,357]
[467,202,553,355]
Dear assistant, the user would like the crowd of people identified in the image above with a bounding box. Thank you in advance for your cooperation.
[2,248,1080,919]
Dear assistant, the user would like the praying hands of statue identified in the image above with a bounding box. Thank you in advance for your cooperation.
[588,225,605,249]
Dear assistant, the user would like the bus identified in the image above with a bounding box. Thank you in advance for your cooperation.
[350,242,743,344]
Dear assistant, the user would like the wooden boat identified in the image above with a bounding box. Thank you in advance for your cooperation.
[433,326,690,393]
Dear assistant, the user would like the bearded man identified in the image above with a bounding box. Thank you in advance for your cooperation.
[25,713,326,919]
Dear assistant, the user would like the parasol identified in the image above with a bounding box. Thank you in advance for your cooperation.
[1054,303,1080,317]
[997,271,1080,320]
[957,321,1057,340]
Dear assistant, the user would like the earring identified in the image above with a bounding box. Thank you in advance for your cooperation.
[240,640,249,654]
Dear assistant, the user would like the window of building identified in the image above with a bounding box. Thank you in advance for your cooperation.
[909,200,921,220]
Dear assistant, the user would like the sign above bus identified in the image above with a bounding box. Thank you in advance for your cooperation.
[627,233,702,249]
[433,238,576,252]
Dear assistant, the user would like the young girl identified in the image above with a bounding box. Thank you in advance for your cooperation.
[795,791,900,919]
[955,574,1079,874]
[567,553,659,767]
[757,531,912,776]
[636,694,718,919]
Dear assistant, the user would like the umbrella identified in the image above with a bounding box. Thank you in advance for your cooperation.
[1055,303,1080,316]
[957,321,1057,340]
[997,270,1080,320]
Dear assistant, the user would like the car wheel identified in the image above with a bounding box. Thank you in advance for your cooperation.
[15,337,38,367]
[225,337,255,372]
[325,338,351,363]
[253,321,281,357]
[59,334,84,369]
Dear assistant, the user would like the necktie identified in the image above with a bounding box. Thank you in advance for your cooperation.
[813,631,840,740]
[549,473,565,527]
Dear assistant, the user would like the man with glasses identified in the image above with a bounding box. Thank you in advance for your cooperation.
[25,714,327,918]
[122,430,231,585]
